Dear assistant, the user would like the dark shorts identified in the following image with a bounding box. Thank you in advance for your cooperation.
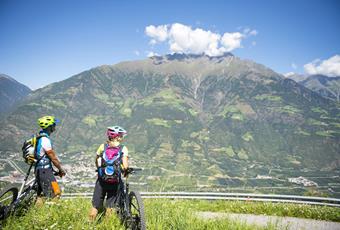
[92,178,119,209]
[35,168,57,198]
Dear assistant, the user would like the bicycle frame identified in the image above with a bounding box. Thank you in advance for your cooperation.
[118,174,131,219]
[0,164,37,221]
[18,164,36,197]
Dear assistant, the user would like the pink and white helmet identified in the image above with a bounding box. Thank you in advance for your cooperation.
[107,126,127,139]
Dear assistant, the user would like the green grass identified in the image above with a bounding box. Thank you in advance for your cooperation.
[281,105,301,115]
[237,149,249,160]
[139,89,186,112]
[315,130,335,137]
[146,118,171,128]
[119,98,135,117]
[2,199,340,229]
[242,132,254,142]
[311,107,328,115]
[254,94,282,102]
[220,105,246,121]
[212,146,236,158]
[82,116,97,127]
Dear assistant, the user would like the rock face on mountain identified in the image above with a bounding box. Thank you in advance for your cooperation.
[286,73,309,82]
[286,73,340,102]
[0,74,31,118]
[299,75,340,102]
[0,54,339,189]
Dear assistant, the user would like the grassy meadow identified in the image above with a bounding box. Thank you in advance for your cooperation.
[2,198,340,229]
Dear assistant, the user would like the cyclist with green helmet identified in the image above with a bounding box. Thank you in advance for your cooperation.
[89,126,129,220]
[35,116,66,204]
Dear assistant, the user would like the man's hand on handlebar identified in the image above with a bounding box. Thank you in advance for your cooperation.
[56,168,66,177]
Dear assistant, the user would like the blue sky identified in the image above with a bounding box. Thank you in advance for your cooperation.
[0,0,339,89]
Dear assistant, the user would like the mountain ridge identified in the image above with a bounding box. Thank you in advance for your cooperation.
[285,73,340,102]
[0,54,339,191]
[0,74,32,118]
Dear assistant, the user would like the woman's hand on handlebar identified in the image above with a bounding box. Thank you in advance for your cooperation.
[121,165,129,177]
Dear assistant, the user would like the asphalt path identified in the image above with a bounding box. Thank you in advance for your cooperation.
[196,211,340,230]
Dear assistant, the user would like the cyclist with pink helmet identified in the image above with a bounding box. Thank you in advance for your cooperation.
[89,126,129,220]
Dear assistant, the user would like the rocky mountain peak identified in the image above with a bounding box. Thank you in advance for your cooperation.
[0,73,16,82]
[149,52,234,64]
[0,74,32,118]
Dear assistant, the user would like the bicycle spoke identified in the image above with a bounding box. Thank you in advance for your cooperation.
[0,186,18,207]
[0,195,13,204]
[130,202,138,212]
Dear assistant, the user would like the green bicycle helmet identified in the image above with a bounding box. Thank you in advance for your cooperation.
[37,116,59,129]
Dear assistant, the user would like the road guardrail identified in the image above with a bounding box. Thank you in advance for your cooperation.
[61,192,340,207]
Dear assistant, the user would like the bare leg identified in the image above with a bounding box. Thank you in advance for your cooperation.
[89,207,98,221]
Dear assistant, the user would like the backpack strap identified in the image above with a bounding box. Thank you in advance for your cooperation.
[97,143,107,155]
[34,133,50,167]
[103,143,108,156]
[118,144,124,161]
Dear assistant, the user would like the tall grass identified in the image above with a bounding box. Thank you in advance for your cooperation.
[144,199,275,230]
[2,198,339,229]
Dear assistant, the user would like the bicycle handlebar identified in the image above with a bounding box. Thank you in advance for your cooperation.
[124,167,143,175]
[95,167,143,175]
[52,169,65,177]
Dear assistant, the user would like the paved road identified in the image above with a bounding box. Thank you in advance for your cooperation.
[0,159,25,174]
[197,211,340,230]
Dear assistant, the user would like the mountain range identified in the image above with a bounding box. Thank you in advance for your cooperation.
[286,73,340,102]
[0,53,339,191]
[0,74,31,118]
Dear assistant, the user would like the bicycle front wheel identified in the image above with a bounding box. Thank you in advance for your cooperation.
[0,185,18,220]
[14,185,37,216]
[128,191,146,230]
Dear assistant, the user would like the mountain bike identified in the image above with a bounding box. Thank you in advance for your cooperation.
[116,167,146,230]
[0,164,60,222]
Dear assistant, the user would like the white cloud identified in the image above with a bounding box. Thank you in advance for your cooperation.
[149,39,157,45]
[304,55,340,77]
[145,25,168,43]
[221,32,244,52]
[134,50,140,56]
[168,23,226,56]
[291,63,297,69]
[145,23,257,57]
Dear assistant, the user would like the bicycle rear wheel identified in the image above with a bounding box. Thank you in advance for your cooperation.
[0,185,18,220]
[128,191,146,230]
